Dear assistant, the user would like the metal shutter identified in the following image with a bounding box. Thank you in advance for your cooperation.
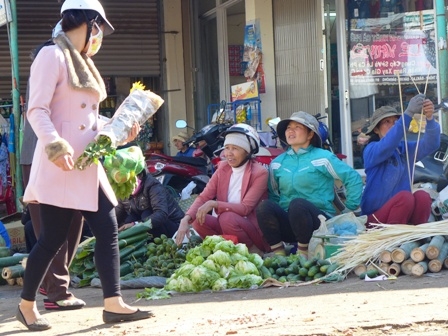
[0,0,161,98]
[273,0,325,119]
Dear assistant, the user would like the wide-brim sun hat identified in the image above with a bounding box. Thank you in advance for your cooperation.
[172,131,188,143]
[276,111,322,148]
[365,106,401,134]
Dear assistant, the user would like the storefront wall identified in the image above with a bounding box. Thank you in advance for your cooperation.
[268,0,440,169]
[161,0,189,156]
[186,0,441,169]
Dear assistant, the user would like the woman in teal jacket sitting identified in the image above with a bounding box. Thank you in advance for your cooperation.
[256,111,363,258]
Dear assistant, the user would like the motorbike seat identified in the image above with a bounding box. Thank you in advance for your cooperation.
[172,156,208,167]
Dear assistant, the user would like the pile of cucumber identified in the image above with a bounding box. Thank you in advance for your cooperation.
[260,254,340,283]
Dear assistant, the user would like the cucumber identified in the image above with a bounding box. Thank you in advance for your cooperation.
[299,267,308,277]
[359,269,379,280]
[307,265,320,277]
[286,273,297,281]
[263,257,273,268]
[260,266,272,279]
[320,265,329,274]
[277,256,288,268]
[276,267,286,276]
[317,259,331,266]
[297,254,308,268]
[286,274,301,283]
[325,263,340,274]
[303,258,317,269]
[313,272,325,280]
[291,264,301,274]
[289,260,299,269]
[284,267,294,275]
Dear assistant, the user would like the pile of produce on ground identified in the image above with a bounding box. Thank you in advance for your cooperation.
[70,222,204,287]
[353,235,448,278]
[0,247,27,286]
[331,220,448,279]
[121,233,203,280]
[70,222,152,287]
[261,254,340,283]
[164,235,265,292]
[162,236,341,294]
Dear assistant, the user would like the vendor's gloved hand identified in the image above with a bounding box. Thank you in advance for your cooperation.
[405,94,425,117]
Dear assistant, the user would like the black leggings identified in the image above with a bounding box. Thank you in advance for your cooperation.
[256,198,327,246]
[21,188,120,301]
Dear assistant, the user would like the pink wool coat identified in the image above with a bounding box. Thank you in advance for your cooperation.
[23,38,117,211]
[186,160,269,250]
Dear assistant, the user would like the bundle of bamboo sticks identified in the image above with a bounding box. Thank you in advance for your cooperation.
[331,220,448,277]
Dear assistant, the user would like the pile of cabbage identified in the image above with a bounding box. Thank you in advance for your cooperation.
[165,236,264,292]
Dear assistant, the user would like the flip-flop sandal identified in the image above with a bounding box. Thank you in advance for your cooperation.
[44,298,86,311]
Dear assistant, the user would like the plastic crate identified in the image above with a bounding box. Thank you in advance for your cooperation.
[207,98,262,131]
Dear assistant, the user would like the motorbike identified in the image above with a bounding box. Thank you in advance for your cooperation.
[146,152,210,197]
[145,101,231,197]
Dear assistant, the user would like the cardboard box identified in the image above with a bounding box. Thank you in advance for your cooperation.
[231,80,258,101]
[1,212,26,252]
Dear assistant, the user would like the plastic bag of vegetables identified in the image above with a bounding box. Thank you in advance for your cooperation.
[103,146,146,199]
[165,235,263,292]
[75,82,164,170]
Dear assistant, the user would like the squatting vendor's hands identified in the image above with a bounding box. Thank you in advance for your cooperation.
[175,216,191,246]
[196,200,217,225]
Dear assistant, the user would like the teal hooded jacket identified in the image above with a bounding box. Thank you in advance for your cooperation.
[268,145,363,216]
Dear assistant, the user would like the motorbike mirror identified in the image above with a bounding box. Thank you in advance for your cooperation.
[175,120,188,128]
[434,97,448,110]
[268,117,281,127]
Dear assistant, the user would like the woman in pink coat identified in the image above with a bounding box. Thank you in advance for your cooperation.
[17,0,151,331]
[175,124,269,254]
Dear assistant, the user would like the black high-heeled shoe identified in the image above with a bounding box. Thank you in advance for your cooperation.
[16,306,51,331]
[103,309,154,323]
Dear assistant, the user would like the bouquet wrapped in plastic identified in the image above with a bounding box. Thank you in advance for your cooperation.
[75,82,164,170]
[104,146,146,200]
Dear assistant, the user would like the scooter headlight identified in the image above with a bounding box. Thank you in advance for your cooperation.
[155,162,166,171]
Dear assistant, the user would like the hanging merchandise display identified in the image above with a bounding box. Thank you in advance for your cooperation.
[243,20,265,93]
[348,0,371,20]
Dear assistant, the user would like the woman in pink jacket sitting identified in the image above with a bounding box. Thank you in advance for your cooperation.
[175,124,269,255]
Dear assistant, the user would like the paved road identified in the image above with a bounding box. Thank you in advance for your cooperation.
[1,272,447,335]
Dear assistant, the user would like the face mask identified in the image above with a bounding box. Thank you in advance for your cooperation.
[86,22,103,57]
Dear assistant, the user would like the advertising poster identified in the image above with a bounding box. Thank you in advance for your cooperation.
[244,20,265,94]
[349,11,436,91]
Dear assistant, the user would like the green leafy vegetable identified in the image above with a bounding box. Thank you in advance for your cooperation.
[136,287,171,300]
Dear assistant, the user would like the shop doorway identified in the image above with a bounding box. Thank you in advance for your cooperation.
[193,0,246,128]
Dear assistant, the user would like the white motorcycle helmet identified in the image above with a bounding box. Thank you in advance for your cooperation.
[61,0,114,36]
[223,123,260,155]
